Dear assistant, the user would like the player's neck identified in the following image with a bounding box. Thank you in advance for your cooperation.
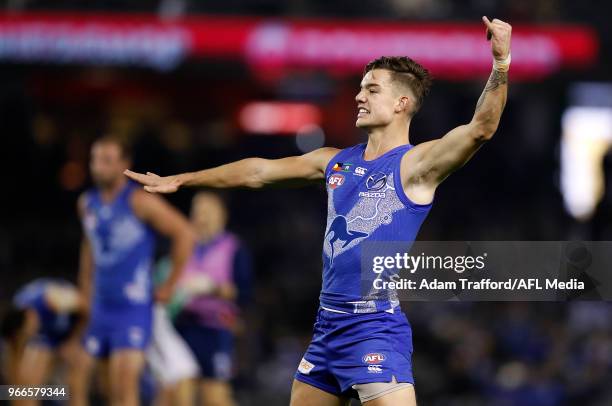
[364,120,410,160]
[99,177,127,203]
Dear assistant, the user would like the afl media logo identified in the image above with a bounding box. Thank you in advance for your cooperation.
[366,172,387,191]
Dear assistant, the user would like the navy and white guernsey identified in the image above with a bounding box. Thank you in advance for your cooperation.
[320,143,432,313]
[82,182,156,311]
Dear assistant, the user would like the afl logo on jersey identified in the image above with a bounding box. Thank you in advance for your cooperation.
[328,173,345,189]
[362,353,386,364]
[366,172,387,191]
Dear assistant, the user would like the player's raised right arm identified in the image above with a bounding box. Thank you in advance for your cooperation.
[124,147,339,193]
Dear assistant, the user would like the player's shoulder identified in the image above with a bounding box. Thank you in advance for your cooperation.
[305,146,342,160]
[299,146,342,174]
[402,140,438,163]
[129,186,165,211]
[307,144,363,164]
[399,140,440,183]
[77,189,94,216]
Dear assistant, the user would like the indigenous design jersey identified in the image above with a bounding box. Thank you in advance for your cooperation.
[82,182,156,309]
[320,143,432,313]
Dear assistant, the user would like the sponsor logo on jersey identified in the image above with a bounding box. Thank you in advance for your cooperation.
[332,162,354,172]
[358,191,386,198]
[328,173,345,189]
[366,172,387,191]
[354,166,367,176]
[367,365,383,374]
[362,353,386,364]
[297,358,315,375]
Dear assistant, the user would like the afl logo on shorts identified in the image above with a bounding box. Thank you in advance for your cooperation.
[328,173,345,189]
[366,172,387,191]
[362,353,386,364]
[85,336,100,354]
[129,327,144,346]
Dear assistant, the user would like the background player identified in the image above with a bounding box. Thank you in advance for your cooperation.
[125,16,511,406]
[0,278,85,406]
[77,136,194,406]
[156,191,253,406]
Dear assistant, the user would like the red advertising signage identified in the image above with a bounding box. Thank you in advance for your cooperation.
[0,13,598,80]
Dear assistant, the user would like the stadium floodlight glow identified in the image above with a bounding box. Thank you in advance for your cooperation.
[239,101,322,135]
[560,104,612,221]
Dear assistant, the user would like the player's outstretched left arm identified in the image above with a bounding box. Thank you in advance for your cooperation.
[402,17,511,203]
[124,147,339,193]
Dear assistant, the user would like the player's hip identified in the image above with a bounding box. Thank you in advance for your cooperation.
[296,307,414,394]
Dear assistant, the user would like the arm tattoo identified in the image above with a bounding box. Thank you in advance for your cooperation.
[475,70,508,112]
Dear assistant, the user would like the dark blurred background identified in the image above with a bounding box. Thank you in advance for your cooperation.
[1,0,612,405]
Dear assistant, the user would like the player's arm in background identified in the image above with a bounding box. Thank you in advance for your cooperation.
[124,147,339,193]
[131,190,195,302]
[77,193,94,316]
[71,193,98,350]
[401,16,511,204]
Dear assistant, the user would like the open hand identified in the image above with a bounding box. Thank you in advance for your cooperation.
[124,170,182,193]
[482,16,512,61]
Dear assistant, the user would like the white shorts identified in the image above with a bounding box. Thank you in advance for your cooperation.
[147,305,200,386]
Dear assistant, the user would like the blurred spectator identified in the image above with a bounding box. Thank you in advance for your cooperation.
[161,192,253,406]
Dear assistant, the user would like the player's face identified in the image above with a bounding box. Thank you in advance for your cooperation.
[191,194,227,241]
[355,69,400,129]
[90,142,130,188]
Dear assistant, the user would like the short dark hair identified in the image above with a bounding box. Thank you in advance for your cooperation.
[94,135,132,160]
[0,306,26,341]
[364,56,432,116]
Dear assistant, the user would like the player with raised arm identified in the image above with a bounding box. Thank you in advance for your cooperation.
[76,136,194,406]
[126,17,511,406]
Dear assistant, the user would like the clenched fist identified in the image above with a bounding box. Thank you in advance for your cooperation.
[482,16,512,61]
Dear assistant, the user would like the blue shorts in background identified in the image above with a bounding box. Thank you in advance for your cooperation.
[31,313,80,349]
[175,322,234,381]
[83,305,152,358]
[295,307,414,397]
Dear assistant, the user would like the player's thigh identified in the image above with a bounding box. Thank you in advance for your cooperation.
[95,358,110,394]
[63,346,95,397]
[17,345,54,385]
[290,379,350,406]
[61,343,94,373]
[362,385,416,406]
[109,349,145,386]
[175,379,196,406]
[199,379,234,406]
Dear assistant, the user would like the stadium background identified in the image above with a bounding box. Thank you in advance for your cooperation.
[1,0,612,404]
